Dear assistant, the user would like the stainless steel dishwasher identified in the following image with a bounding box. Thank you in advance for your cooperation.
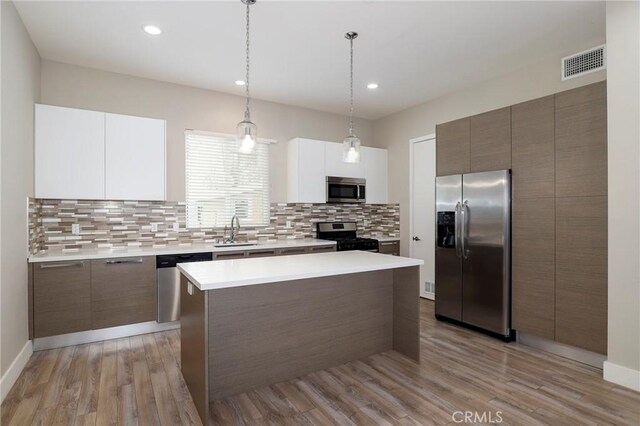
[156,252,212,323]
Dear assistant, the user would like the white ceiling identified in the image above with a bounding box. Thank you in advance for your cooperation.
[15,1,605,120]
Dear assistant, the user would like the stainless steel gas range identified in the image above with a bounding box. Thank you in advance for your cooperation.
[316,222,379,252]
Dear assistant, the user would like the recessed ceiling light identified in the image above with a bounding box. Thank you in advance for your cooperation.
[367,83,379,89]
[142,25,162,36]
[235,80,246,86]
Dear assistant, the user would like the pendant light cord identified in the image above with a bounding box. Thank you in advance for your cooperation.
[348,36,354,137]
[244,1,251,121]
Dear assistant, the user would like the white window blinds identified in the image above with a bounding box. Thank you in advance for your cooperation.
[185,131,270,228]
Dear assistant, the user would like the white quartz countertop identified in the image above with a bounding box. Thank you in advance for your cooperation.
[28,239,336,263]
[178,251,424,291]
[377,237,400,242]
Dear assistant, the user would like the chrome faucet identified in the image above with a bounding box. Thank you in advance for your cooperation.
[229,215,241,242]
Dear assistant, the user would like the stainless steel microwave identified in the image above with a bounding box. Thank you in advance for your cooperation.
[326,177,366,203]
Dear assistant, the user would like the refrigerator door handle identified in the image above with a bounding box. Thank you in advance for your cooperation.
[454,202,462,258]
[461,200,469,259]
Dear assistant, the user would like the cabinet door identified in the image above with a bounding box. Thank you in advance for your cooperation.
[364,147,388,204]
[307,245,336,253]
[555,82,607,197]
[35,104,105,199]
[246,249,277,258]
[213,251,247,260]
[325,141,365,178]
[33,260,91,337]
[378,241,400,256]
[436,118,469,176]
[469,107,511,172]
[511,96,555,198]
[106,113,166,200]
[512,197,555,340]
[288,138,326,203]
[276,247,309,256]
[555,196,607,354]
[91,256,156,329]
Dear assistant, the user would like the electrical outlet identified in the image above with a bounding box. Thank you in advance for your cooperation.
[173,222,180,232]
[286,220,292,229]
[71,224,80,235]
[151,223,158,232]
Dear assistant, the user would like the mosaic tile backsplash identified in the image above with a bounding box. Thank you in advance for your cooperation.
[28,199,400,254]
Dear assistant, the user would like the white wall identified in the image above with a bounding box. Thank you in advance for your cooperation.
[0,0,40,396]
[40,60,374,203]
[372,39,606,256]
[604,0,640,391]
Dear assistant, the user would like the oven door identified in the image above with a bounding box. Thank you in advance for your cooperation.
[326,177,366,203]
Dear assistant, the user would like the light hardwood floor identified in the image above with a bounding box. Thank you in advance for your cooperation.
[2,300,639,425]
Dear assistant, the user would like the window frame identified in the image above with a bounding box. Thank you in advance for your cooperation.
[184,129,275,229]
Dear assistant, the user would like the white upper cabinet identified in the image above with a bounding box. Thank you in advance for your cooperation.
[324,141,366,178]
[363,146,388,204]
[288,138,326,203]
[288,138,388,204]
[35,104,166,201]
[35,104,106,199]
[105,113,166,200]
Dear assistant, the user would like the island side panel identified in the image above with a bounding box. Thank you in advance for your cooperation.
[392,266,421,361]
[180,275,209,424]
[207,270,394,400]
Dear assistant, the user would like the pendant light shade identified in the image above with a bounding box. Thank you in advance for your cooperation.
[343,135,361,163]
[237,118,257,154]
[343,31,361,163]
[237,0,257,153]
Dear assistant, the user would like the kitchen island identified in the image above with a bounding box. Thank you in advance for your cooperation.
[177,251,423,424]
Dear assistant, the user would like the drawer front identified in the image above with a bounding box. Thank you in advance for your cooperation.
[378,241,400,255]
[276,247,309,256]
[214,251,247,260]
[307,245,336,253]
[90,256,156,329]
[33,260,91,337]
[246,249,277,258]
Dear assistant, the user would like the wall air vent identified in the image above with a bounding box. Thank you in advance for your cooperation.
[562,45,606,80]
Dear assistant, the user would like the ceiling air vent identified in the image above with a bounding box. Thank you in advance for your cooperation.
[562,45,606,80]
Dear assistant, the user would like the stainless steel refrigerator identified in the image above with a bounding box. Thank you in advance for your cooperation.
[435,170,512,339]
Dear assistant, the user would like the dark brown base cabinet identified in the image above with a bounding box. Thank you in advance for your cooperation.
[436,81,608,355]
[379,241,401,256]
[31,246,336,339]
[33,260,92,338]
[90,257,156,329]
[32,256,156,337]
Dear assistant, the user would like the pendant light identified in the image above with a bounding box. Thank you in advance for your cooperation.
[343,31,361,163]
[237,0,257,154]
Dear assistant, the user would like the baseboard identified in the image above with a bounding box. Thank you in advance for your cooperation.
[517,332,606,369]
[0,340,33,403]
[33,320,180,351]
[603,360,640,391]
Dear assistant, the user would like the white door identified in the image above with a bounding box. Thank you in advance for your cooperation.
[105,113,166,200]
[411,137,436,299]
[35,104,106,199]
[363,147,388,204]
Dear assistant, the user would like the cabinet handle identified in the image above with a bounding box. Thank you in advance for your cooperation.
[39,261,84,269]
[248,250,276,256]
[105,259,144,265]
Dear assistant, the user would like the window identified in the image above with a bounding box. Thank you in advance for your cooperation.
[185,130,270,228]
